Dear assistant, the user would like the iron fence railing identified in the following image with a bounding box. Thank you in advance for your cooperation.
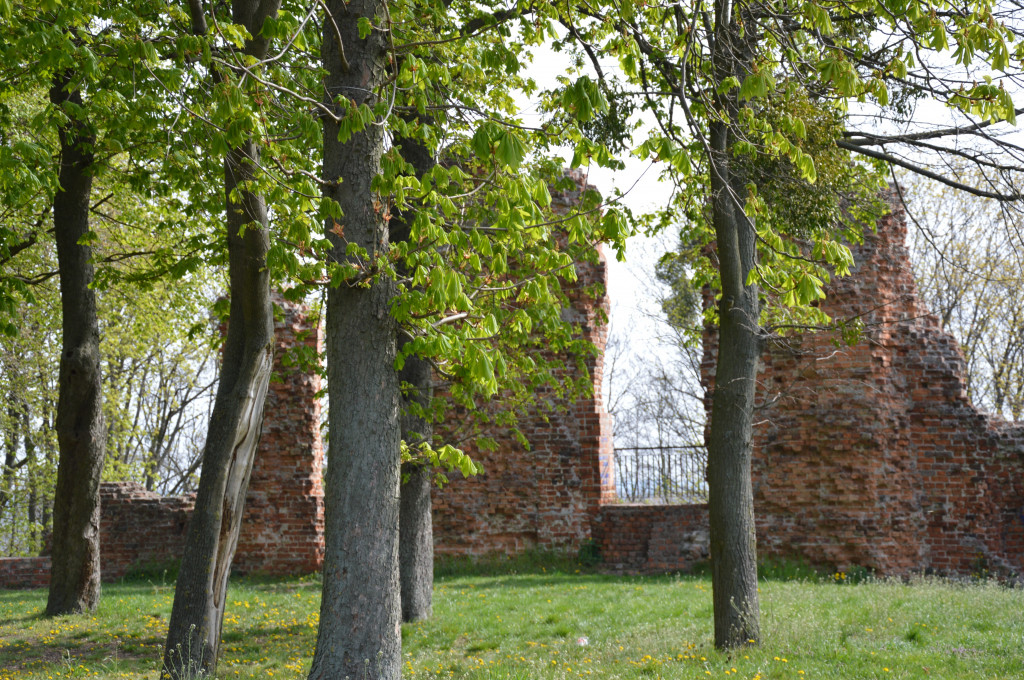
[613,445,708,503]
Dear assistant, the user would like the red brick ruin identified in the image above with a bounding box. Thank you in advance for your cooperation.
[3,192,1023,589]
[740,197,1024,576]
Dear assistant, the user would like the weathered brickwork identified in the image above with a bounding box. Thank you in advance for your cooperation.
[702,196,1024,576]
[431,173,615,556]
[0,556,50,589]
[594,504,709,573]
[9,189,1021,589]
[233,299,325,576]
[100,481,195,579]
[431,275,614,554]
[1,482,196,589]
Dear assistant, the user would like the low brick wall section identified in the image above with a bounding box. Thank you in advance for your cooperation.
[594,505,709,573]
[0,557,51,589]
[100,482,195,580]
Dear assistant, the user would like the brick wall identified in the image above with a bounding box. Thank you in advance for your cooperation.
[233,299,325,576]
[100,481,195,579]
[0,557,50,589]
[701,195,1024,576]
[2,482,195,589]
[594,505,709,573]
[9,190,1020,587]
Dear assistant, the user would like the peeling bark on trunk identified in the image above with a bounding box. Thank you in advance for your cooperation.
[161,138,274,678]
[45,73,106,617]
[706,0,761,649]
[162,3,278,674]
[309,0,402,676]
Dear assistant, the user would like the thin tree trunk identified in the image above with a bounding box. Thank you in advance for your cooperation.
[706,159,761,648]
[1,396,22,518]
[706,0,761,649]
[162,3,278,674]
[399,337,434,622]
[22,406,38,553]
[393,127,436,624]
[309,0,401,675]
[45,72,106,617]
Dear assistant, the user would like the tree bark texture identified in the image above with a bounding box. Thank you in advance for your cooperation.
[399,459,433,622]
[162,2,278,674]
[46,74,106,617]
[399,338,434,622]
[309,1,402,676]
[706,0,761,649]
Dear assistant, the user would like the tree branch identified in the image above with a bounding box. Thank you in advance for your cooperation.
[837,139,1023,201]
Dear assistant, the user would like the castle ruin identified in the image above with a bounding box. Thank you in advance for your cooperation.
[3,195,1023,588]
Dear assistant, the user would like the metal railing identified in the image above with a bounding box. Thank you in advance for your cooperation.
[613,445,708,504]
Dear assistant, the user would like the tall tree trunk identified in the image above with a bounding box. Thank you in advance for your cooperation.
[162,2,278,674]
[706,0,761,649]
[309,0,401,676]
[399,337,434,622]
[22,406,38,553]
[45,73,106,617]
[393,129,436,624]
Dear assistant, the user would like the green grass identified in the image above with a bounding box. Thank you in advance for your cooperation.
[1,569,1022,680]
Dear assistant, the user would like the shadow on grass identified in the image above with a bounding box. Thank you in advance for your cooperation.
[0,636,156,671]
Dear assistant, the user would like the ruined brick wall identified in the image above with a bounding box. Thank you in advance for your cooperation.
[7,193,1023,587]
[594,505,709,573]
[0,482,194,588]
[0,556,50,589]
[431,173,615,556]
[233,299,325,575]
[702,196,1024,576]
[99,481,194,579]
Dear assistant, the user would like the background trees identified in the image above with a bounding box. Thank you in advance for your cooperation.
[904,171,1024,421]
[0,1,223,569]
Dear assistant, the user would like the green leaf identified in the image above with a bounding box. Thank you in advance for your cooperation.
[739,71,775,100]
[471,124,493,160]
[358,17,373,39]
[494,130,526,170]
[717,76,741,94]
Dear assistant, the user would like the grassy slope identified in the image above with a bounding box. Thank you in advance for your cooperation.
[1,569,1021,679]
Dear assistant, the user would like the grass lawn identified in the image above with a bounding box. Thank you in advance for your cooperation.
[1,565,1021,680]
